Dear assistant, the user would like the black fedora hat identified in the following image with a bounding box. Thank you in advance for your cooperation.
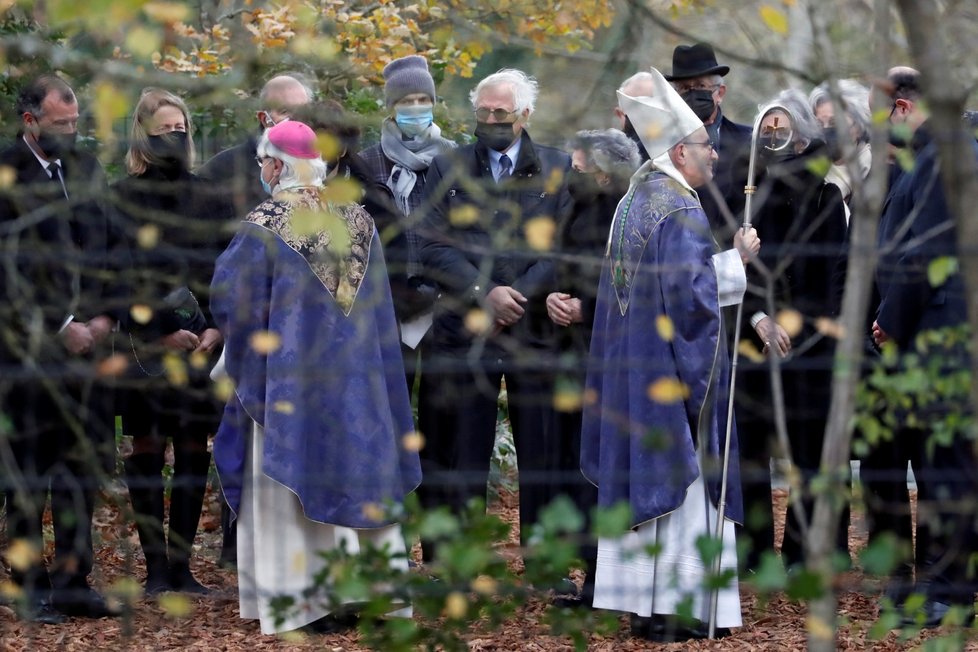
[664,43,730,81]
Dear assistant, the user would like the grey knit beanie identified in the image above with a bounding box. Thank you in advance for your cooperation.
[383,55,436,107]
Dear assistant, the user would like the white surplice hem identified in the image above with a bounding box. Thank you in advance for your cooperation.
[237,422,411,635]
[591,475,742,628]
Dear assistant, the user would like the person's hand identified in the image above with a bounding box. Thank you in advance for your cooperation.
[486,286,527,328]
[546,292,583,327]
[194,328,223,354]
[86,315,115,344]
[161,329,200,352]
[872,320,889,347]
[734,226,761,264]
[61,321,94,356]
[754,316,791,358]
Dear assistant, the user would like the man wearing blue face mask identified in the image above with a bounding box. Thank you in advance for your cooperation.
[359,55,455,422]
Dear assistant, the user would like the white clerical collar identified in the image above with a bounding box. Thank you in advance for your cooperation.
[23,134,62,176]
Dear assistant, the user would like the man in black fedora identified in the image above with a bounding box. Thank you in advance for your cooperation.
[666,42,751,241]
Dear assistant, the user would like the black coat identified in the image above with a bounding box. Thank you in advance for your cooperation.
[0,137,126,364]
[701,113,752,242]
[739,141,847,458]
[110,164,235,339]
[876,123,972,348]
[420,131,573,355]
[195,136,266,218]
[555,173,627,354]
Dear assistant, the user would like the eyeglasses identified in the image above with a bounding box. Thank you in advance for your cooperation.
[255,155,270,168]
[674,83,721,95]
[474,107,519,122]
[683,139,716,151]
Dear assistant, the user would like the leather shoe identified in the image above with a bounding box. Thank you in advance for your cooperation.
[18,597,66,625]
[51,584,117,618]
[305,611,360,634]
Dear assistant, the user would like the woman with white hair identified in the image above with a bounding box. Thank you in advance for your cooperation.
[810,79,873,209]
[546,128,640,607]
[210,120,421,634]
[736,89,849,572]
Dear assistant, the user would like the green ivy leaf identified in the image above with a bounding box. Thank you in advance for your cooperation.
[591,501,632,538]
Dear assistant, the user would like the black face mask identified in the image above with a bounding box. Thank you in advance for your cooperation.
[681,89,717,122]
[36,130,77,159]
[567,169,602,200]
[147,131,190,169]
[622,117,650,161]
[822,127,842,160]
[474,122,517,152]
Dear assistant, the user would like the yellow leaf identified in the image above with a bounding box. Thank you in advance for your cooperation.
[159,592,193,618]
[759,5,789,35]
[213,376,234,402]
[4,538,40,572]
[136,224,161,249]
[647,378,690,404]
[320,178,363,206]
[524,216,556,251]
[402,431,426,452]
[655,315,674,341]
[776,308,804,338]
[444,591,468,619]
[315,132,342,161]
[464,308,491,335]
[97,353,129,378]
[362,502,385,523]
[273,400,295,414]
[471,575,497,595]
[0,580,23,600]
[93,81,129,148]
[188,351,208,370]
[0,165,15,189]
[449,204,479,227]
[130,304,154,325]
[249,330,282,354]
[806,614,834,641]
[125,26,163,59]
[163,353,188,386]
[278,630,308,643]
[108,576,143,601]
[143,1,190,23]
[815,317,845,340]
[738,339,765,363]
[553,388,583,412]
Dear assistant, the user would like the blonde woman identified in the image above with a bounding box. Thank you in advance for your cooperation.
[113,88,232,594]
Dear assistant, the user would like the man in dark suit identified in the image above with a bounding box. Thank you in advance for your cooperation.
[196,73,313,218]
[666,42,752,240]
[0,74,125,622]
[419,69,572,577]
[871,67,978,626]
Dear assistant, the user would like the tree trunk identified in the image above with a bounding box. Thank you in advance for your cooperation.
[805,0,892,649]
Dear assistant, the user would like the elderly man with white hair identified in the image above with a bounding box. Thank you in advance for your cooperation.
[580,68,759,641]
[419,69,573,571]
[210,120,421,634]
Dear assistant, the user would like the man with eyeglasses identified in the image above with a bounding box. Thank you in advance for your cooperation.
[197,72,314,218]
[418,69,573,578]
[666,43,751,241]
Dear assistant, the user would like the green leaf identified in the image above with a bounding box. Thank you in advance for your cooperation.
[785,567,824,601]
[749,551,787,592]
[868,608,903,639]
[859,532,903,576]
[417,508,459,540]
[806,155,832,178]
[927,256,959,287]
[694,533,722,567]
[537,495,585,536]
[591,501,632,538]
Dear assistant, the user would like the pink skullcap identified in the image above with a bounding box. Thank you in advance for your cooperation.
[266,120,319,159]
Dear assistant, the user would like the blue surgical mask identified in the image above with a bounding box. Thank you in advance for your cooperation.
[395,105,433,138]
[261,177,274,195]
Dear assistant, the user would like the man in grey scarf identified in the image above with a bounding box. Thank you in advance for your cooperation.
[359,55,455,427]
